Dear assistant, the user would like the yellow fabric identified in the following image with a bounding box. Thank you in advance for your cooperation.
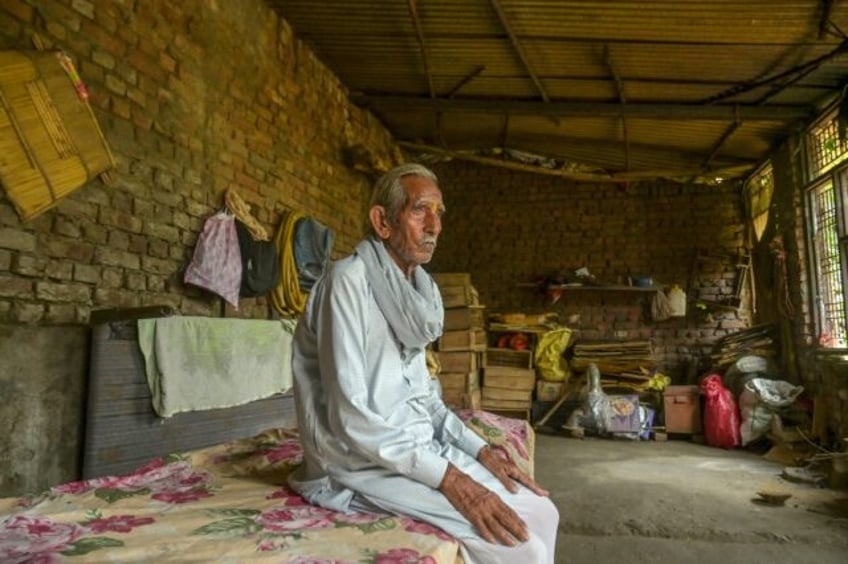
[271,208,307,317]
[534,328,573,382]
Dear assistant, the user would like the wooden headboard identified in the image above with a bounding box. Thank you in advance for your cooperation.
[83,309,297,478]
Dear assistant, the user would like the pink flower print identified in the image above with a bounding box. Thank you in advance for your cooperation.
[374,548,436,564]
[332,512,381,525]
[84,514,155,534]
[255,506,335,532]
[0,515,85,562]
[151,488,213,504]
[264,440,303,464]
[401,519,454,541]
[132,457,167,475]
[267,489,308,504]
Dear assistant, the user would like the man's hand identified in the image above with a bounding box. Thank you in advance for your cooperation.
[477,445,549,496]
[438,463,529,546]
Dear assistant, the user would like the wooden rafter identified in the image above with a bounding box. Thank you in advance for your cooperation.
[604,45,630,171]
[489,0,549,103]
[398,141,752,183]
[351,95,813,121]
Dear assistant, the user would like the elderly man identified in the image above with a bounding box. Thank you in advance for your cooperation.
[288,163,559,563]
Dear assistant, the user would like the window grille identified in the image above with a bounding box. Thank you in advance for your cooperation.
[809,179,846,347]
[807,114,848,180]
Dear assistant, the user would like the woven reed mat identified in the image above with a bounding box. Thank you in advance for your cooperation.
[0,50,113,220]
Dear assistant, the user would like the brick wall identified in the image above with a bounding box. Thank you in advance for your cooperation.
[427,161,751,381]
[0,0,396,323]
[0,0,398,495]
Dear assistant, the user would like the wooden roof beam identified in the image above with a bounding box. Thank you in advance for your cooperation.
[351,95,813,120]
[489,0,550,103]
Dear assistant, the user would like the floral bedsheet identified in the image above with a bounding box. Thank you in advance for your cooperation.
[1,411,533,563]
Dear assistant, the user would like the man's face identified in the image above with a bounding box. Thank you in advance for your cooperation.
[382,175,445,276]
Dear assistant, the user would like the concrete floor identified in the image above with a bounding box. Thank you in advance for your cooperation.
[534,433,848,564]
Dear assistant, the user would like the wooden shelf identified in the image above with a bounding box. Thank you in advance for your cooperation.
[546,284,659,293]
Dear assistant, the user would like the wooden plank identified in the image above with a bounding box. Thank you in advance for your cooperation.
[439,329,486,351]
[484,365,536,390]
[443,306,485,330]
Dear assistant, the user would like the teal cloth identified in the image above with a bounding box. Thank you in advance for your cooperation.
[137,316,295,418]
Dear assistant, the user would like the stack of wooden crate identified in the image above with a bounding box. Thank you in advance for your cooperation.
[483,319,542,418]
[431,273,485,410]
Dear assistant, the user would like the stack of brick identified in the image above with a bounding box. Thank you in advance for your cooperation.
[431,272,485,410]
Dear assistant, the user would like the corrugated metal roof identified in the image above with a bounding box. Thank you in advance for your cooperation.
[268,0,848,182]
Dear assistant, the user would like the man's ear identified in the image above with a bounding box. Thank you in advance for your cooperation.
[369,206,391,239]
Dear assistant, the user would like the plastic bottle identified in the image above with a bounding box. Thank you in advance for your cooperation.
[668,284,687,317]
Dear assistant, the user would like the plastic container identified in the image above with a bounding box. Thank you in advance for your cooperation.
[668,285,687,317]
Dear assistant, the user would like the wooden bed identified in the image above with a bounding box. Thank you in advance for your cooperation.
[0,312,534,563]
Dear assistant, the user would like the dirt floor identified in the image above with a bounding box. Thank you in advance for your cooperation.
[533,433,848,564]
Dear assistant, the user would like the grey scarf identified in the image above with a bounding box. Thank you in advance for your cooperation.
[355,236,443,352]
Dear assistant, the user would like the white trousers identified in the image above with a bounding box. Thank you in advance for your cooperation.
[458,489,559,564]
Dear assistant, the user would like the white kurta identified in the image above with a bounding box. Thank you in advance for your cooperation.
[288,252,558,552]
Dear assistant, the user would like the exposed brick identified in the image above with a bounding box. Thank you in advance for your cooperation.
[12,255,47,277]
[12,302,44,323]
[35,281,92,303]
[94,247,140,270]
[0,228,36,252]
[73,263,101,284]
[0,274,33,298]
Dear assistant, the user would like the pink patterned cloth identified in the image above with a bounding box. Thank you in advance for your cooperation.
[184,211,242,308]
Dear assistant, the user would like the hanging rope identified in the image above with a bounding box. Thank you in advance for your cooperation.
[270,208,307,317]
[225,188,270,241]
[769,235,795,318]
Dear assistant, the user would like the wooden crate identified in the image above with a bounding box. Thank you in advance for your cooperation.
[444,306,485,330]
[486,347,533,369]
[482,386,532,402]
[431,272,472,287]
[483,365,536,391]
[440,284,480,308]
[439,329,486,352]
[438,371,480,394]
[437,351,481,373]
[441,387,465,408]
[481,398,532,411]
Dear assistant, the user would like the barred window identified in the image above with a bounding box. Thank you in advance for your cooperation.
[807,176,847,348]
[807,113,848,180]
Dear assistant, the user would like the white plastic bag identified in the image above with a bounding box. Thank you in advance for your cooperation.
[738,378,803,445]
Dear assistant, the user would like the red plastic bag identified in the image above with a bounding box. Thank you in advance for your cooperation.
[701,374,741,448]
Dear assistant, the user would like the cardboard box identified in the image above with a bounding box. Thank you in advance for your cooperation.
[607,394,641,433]
[663,385,702,433]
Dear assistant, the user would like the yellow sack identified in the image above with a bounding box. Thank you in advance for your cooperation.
[534,328,572,382]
